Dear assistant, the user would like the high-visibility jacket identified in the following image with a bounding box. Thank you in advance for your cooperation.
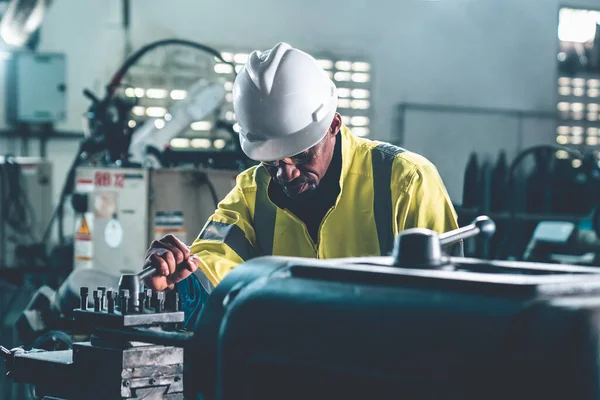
[188,125,459,292]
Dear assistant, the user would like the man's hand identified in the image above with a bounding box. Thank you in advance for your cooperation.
[143,234,200,291]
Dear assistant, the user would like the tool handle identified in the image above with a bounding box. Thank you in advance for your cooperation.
[137,265,157,280]
[439,216,496,247]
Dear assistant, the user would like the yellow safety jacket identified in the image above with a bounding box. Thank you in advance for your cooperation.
[190,125,459,290]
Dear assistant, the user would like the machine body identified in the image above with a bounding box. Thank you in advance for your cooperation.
[8,217,600,399]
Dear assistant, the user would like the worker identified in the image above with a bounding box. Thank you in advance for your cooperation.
[143,42,460,327]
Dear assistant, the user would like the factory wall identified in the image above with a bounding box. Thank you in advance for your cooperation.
[2,0,599,208]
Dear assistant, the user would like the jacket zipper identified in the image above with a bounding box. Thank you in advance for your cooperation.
[281,209,319,256]
[315,207,335,259]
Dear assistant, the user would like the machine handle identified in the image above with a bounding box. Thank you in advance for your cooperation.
[137,265,157,281]
[439,216,496,247]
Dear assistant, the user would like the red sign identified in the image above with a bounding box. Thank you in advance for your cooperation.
[95,172,125,188]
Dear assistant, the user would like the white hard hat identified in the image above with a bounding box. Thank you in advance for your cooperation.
[232,42,338,161]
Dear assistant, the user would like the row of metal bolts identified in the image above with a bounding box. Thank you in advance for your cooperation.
[79,287,179,314]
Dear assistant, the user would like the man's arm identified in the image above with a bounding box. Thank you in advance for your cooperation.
[394,161,462,255]
[177,179,259,328]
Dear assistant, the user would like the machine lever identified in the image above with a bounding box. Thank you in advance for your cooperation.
[439,216,496,248]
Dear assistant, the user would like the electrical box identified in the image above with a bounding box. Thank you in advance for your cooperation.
[5,52,67,125]
[72,166,238,277]
[0,157,53,268]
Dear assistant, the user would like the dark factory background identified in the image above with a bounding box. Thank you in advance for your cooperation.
[1,0,600,399]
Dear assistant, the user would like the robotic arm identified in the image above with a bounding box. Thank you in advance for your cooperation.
[127,78,226,166]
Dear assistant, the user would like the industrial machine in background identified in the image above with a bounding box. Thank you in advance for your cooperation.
[69,38,251,278]
[70,166,236,277]
[459,144,600,263]
[0,156,52,269]
[8,216,600,399]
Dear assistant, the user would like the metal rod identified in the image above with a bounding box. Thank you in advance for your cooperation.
[397,102,555,119]
[95,328,193,348]
[439,224,479,247]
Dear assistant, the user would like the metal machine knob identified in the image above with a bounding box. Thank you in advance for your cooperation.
[392,228,445,268]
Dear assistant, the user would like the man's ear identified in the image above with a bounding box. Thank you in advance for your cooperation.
[330,113,342,136]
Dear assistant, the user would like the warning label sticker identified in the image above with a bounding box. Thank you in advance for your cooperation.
[74,213,93,269]
[154,211,186,243]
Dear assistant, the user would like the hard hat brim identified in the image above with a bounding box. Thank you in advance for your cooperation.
[239,106,336,162]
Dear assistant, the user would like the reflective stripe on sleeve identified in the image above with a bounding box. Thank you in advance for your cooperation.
[199,220,259,261]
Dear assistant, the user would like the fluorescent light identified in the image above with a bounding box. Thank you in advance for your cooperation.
[214,139,226,149]
[351,100,370,109]
[588,79,600,88]
[572,126,584,135]
[559,87,572,96]
[317,59,333,69]
[226,93,233,102]
[350,116,370,126]
[573,87,585,96]
[573,112,584,120]
[125,88,136,97]
[588,127,599,136]
[337,99,351,108]
[214,63,234,74]
[352,62,371,72]
[557,126,570,135]
[190,121,212,131]
[571,102,584,112]
[191,138,212,149]
[341,115,350,125]
[337,88,351,97]
[233,123,241,133]
[220,52,233,62]
[557,102,570,111]
[589,88,600,98]
[351,73,370,83]
[225,111,235,120]
[335,61,352,71]
[170,138,190,148]
[572,159,582,168]
[587,112,598,121]
[587,137,598,145]
[146,88,168,99]
[170,90,187,100]
[164,113,172,122]
[571,136,583,144]
[334,72,351,82]
[557,135,569,145]
[146,107,167,118]
[134,88,145,98]
[128,120,136,128]
[224,81,233,91]
[556,150,569,158]
[588,104,599,112]
[234,53,248,64]
[154,119,165,129]
[132,106,145,116]
[558,77,571,86]
[558,9,599,43]
[351,89,370,98]
[572,78,586,87]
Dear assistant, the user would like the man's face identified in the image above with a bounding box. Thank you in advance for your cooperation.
[261,116,341,199]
